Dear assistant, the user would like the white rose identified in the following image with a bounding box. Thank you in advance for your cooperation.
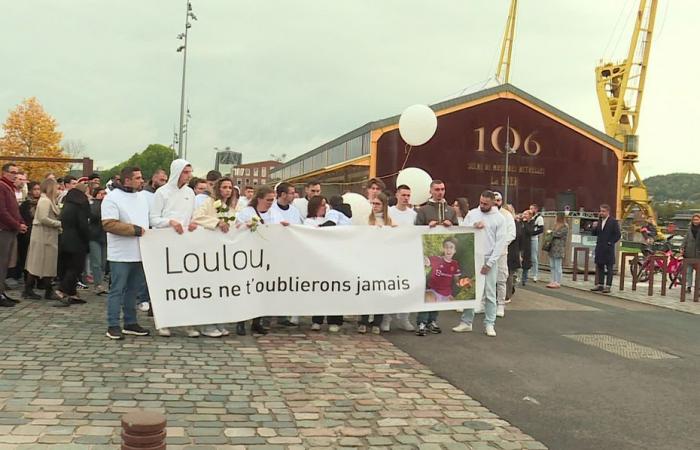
[213,199,222,209]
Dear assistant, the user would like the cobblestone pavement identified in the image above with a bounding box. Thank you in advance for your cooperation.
[0,292,547,449]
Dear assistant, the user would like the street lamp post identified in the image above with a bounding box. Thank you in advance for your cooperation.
[503,117,516,204]
[176,0,196,159]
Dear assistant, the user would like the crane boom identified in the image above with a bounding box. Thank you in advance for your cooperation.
[496,0,518,84]
[595,0,658,221]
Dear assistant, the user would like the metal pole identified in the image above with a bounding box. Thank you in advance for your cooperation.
[504,116,510,203]
[177,0,190,159]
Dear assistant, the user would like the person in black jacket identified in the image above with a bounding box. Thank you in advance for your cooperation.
[505,206,522,299]
[519,210,534,286]
[590,204,621,293]
[89,187,108,294]
[55,184,91,305]
[18,182,41,292]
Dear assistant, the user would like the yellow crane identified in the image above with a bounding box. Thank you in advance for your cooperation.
[595,0,658,221]
[496,0,518,84]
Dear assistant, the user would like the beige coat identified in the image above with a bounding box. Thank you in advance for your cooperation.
[26,194,62,277]
[193,196,241,230]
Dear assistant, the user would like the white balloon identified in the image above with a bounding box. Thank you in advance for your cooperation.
[399,104,438,146]
[342,192,372,225]
[396,167,432,205]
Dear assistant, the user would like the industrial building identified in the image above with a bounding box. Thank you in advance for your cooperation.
[270,84,623,214]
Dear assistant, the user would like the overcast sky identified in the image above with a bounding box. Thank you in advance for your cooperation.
[1,0,696,178]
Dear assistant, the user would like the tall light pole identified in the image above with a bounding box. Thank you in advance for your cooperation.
[503,117,516,204]
[176,0,196,159]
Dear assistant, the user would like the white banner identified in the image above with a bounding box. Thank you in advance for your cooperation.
[140,225,485,328]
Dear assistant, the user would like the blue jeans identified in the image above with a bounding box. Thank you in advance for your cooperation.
[461,259,499,327]
[531,237,540,280]
[551,257,563,284]
[88,241,106,286]
[416,310,438,326]
[107,262,146,327]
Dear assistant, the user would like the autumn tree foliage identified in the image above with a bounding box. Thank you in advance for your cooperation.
[0,97,68,179]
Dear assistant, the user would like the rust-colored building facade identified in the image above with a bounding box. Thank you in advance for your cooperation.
[271,84,623,215]
[230,160,282,188]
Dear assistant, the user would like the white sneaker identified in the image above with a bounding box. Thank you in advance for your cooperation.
[496,304,505,317]
[138,302,150,312]
[328,324,340,333]
[452,322,473,333]
[218,326,230,336]
[185,327,200,338]
[485,325,497,337]
[158,327,171,337]
[380,316,391,332]
[396,319,415,332]
[201,326,223,338]
[289,316,299,326]
[310,323,321,331]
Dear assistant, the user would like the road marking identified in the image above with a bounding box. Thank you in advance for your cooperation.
[563,334,679,360]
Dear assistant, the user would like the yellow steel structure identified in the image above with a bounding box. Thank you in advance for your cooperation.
[595,0,658,221]
[496,0,518,84]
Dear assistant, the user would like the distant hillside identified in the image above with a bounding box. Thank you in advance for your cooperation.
[644,173,700,202]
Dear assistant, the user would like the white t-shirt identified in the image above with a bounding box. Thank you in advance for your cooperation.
[388,205,417,226]
[195,193,210,208]
[292,197,309,219]
[325,209,352,226]
[304,217,327,227]
[235,206,284,225]
[101,188,150,262]
[139,190,155,213]
[271,201,303,224]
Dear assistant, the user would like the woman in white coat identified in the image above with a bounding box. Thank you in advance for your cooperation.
[192,177,241,337]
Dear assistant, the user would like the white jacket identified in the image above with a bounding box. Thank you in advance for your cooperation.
[149,159,196,228]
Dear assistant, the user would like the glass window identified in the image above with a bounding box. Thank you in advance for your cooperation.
[245,178,250,184]
[328,143,346,165]
[253,168,259,176]
[347,136,363,159]
[262,167,267,176]
[362,132,370,155]
[245,168,250,176]
[313,151,326,170]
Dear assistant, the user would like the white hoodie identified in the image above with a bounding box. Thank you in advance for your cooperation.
[150,159,196,228]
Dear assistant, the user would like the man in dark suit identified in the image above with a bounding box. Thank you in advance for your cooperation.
[591,204,621,293]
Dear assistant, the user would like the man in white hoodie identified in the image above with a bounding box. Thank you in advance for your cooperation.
[149,159,201,338]
[453,190,506,337]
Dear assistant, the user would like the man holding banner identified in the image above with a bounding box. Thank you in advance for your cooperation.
[149,159,200,338]
[102,167,151,340]
[414,180,458,337]
[454,190,506,337]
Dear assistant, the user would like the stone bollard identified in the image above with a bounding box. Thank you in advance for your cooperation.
[121,410,167,450]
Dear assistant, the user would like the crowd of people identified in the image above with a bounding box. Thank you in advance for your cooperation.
[5,159,669,341]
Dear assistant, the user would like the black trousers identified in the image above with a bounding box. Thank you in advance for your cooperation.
[360,314,383,326]
[596,262,614,287]
[59,251,86,296]
[312,316,343,325]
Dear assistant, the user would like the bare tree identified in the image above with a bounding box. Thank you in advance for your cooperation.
[62,139,87,157]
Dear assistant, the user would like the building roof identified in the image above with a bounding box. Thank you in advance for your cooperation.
[272,83,622,176]
[234,160,282,168]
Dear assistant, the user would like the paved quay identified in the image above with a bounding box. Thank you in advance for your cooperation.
[0,294,546,449]
[546,272,700,315]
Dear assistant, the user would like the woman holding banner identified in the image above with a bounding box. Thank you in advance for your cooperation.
[192,177,240,337]
[235,186,288,335]
[305,196,344,332]
[359,193,393,334]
